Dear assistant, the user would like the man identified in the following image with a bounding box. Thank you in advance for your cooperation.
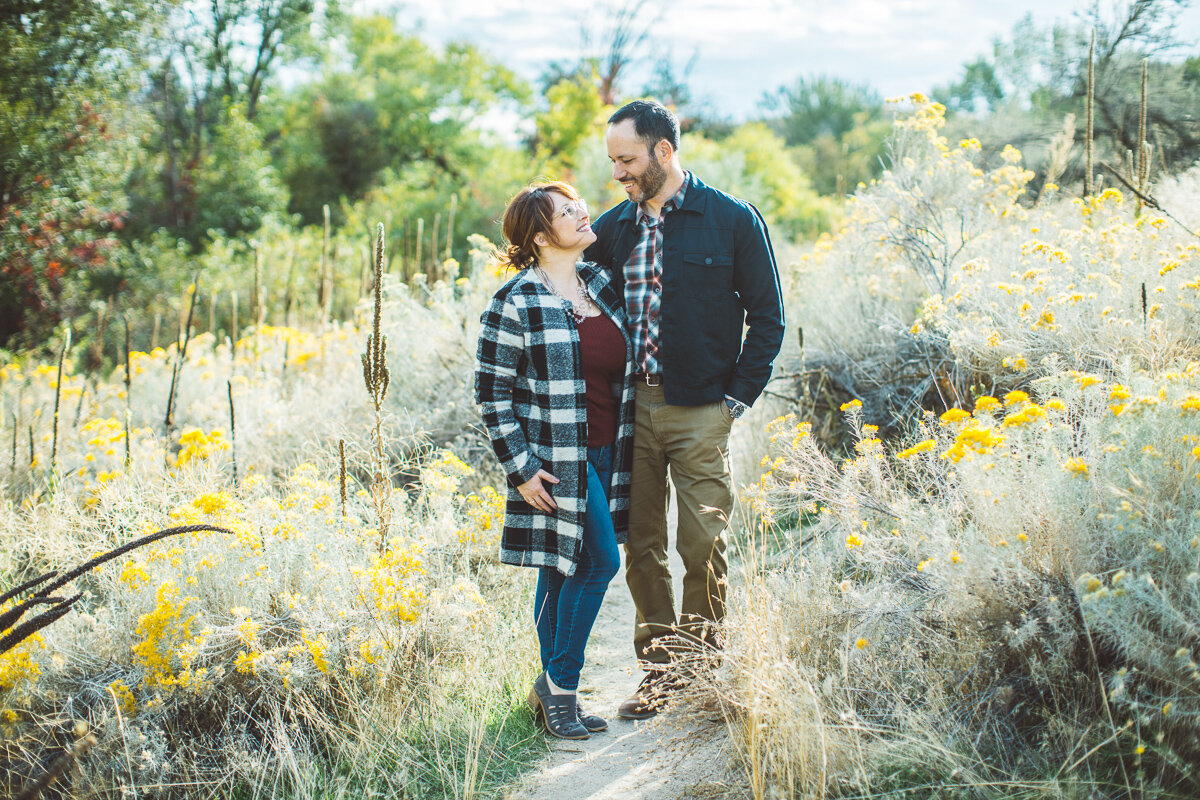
[583,100,785,719]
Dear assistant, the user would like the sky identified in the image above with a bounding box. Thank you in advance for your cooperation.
[365,0,1200,119]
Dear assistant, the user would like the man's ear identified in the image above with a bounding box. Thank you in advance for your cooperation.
[656,138,675,164]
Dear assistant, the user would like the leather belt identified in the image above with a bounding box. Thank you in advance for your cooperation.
[633,372,663,387]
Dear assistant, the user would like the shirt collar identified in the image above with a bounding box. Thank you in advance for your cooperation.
[637,171,691,226]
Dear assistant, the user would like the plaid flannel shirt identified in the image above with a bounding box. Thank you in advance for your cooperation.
[475,262,635,576]
[624,177,688,373]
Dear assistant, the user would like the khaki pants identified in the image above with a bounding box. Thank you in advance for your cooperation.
[625,383,732,664]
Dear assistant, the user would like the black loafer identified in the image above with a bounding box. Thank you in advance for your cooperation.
[576,700,608,732]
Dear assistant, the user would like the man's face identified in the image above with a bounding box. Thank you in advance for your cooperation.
[606,119,668,205]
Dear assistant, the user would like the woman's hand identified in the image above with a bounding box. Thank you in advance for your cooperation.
[517,470,560,512]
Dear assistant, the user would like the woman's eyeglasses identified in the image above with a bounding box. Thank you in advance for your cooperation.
[551,200,588,222]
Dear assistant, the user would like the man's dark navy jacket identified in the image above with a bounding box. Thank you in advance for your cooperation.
[583,173,786,408]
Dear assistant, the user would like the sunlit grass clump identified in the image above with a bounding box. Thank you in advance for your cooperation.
[0,259,540,798]
[704,97,1200,799]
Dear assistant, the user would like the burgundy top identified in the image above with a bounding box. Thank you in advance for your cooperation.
[576,313,625,446]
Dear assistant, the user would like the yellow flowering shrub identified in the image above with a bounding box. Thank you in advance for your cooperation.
[459,485,505,546]
[175,428,229,468]
[0,269,537,797]
[354,544,427,624]
[132,580,199,689]
[738,360,1200,793]
[0,632,44,693]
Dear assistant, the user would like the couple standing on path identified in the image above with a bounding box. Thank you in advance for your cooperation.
[475,100,785,740]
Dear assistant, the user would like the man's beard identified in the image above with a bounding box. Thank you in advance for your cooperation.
[631,151,668,204]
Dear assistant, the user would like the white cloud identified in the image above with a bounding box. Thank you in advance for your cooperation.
[355,0,1200,118]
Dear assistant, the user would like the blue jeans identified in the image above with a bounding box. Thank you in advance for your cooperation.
[533,444,621,690]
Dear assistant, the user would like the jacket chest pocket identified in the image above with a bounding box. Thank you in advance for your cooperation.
[681,251,734,291]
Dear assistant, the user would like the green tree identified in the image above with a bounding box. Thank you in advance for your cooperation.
[940,57,1005,114]
[269,14,528,225]
[762,75,884,147]
[792,114,893,197]
[193,105,289,238]
[760,74,889,196]
[934,1,1200,184]
[123,0,330,246]
[534,70,608,174]
[0,0,153,347]
[686,123,835,240]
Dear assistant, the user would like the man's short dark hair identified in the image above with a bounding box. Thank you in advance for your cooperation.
[609,100,680,153]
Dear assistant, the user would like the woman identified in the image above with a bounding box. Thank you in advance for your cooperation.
[475,181,635,740]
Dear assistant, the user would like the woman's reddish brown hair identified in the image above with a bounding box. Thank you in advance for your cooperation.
[501,181,582,271]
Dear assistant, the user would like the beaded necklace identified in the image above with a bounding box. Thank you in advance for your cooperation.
[534,266,596,323]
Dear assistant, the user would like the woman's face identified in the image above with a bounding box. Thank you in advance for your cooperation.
[542,192,595,254]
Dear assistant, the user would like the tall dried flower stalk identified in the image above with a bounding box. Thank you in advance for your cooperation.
[252,244,263,326]
[415,218,425,275]
[402,217,411,276]
[227,379,238,484]
[164,276,200,435]
[71,379,87,429]
[230,290,239,362]
[1085,29,1095,196]
[284,242,298,327]
[123,315,132,466]
[1,524,226,656]
[446,194,457,259]
[431,213,441,281]
[50,327,71,474]
[1136,58,1150,214]
[363,222,392,551]
[339,438,347,519]
[321,204,333,322]
[14,727,97,800]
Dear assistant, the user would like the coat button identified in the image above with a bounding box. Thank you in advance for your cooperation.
[704,257,712,264]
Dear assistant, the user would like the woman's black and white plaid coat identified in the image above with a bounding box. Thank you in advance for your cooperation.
[475,261,635,577]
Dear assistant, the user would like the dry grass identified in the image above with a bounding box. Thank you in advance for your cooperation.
[0,252,541,798]
[704,97,1200,799]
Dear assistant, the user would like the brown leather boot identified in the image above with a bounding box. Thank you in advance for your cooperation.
[617,669,673,720]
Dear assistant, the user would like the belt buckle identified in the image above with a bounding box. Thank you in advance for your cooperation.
[640,373,662,387]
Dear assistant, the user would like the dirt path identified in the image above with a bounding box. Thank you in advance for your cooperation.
[503,546,744,800]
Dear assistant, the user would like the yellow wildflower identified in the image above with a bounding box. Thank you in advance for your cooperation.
[974,396,1000,412]
[939,408,972,425]
[1001,405,1047,427]
[1063,458,1089,477]
[897,440,936,459]
[1003,390,1030,405]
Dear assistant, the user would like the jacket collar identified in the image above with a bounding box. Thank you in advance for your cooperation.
[578,261,605,293]
[519,262,621,317]
[677,172,709,214]
[579,262,624,319]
